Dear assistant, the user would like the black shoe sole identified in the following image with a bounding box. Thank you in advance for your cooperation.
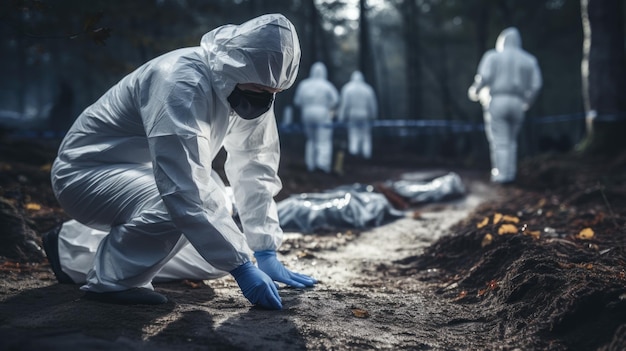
[83,288,168,305]
[42,224,75,284]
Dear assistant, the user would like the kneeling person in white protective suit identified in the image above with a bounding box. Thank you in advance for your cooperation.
[338,71,378,159]
[44,14,316,309]
[468,27,542,184]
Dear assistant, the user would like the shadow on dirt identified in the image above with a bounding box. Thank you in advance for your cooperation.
[0,279,311,351]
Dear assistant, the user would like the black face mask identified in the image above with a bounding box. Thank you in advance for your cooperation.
[227,86,275,120]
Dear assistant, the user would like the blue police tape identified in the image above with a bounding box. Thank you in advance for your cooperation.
[3,112,624,138]
[279,112,626,135]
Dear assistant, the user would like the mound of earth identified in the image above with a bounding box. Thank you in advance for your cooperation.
[390,151,626,350]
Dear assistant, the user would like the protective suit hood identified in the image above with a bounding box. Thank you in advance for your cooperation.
[309,62,327,79]
[496,27,521,52]
[201,13,301,101]
[350,71,364,82]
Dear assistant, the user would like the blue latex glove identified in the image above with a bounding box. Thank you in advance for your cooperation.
[254,250,317,288]
[230,261,282,310]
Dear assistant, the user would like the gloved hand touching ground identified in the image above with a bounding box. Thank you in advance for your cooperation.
[254,250,317,288]
[230,261,282,310]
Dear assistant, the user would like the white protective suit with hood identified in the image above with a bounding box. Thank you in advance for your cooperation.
[468,27,542,183]
[338,71,378,159]
[293,62,339,173]
[50,14,300,292]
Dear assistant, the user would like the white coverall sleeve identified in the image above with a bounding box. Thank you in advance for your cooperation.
[468,52,495,102]
[223,108,284,252]
[143,79,250,273]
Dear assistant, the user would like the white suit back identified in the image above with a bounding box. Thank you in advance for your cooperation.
[293,62,339,119]
[471,27,542,107]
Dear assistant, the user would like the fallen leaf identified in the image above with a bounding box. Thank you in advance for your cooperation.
[453,290,468,301]
[493,213,503,224]
[351,308,370,318]
[498,224,517,235]
[577,227,594,240]
[478,280,499,297]
[481,233,493,247]
[487,280,499,291]
[411,211,423,220]
[296,250,315,259]
[477,217,489,229]
[25,203,41,211]
[524,230,541,240]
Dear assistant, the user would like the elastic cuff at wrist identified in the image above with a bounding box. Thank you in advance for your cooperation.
[253,250,276,259]
[229,261,253,278]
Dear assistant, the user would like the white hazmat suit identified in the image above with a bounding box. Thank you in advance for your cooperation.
[50,14,301,295]
[293,62,339,173]
[338,71,378,159]
[468,27,542,183]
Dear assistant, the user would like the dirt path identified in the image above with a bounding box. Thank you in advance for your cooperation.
[273,177,505,350]
[1,174,507,351]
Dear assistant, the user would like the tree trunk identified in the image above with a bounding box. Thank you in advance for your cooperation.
[301,0,319,74]
[358,0,379,116]
[17,12,26,117]
[358,0,375,86]
[578,0,626,154]
[401,0,422,119]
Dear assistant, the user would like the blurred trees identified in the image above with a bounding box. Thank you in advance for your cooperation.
[578,0,626,154]
[1,0,622,156]
[398,0,422,120]
[358,0,376,94]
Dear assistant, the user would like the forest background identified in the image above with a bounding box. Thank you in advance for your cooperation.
[1,0,625,165]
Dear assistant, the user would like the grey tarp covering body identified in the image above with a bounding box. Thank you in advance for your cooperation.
[292,62,339,173]
[50,14,301,291]
[337,71,378,159]
[277,184,405,234]
[384,172,466,205]
[276,172,466,234]
[468,27,543,183]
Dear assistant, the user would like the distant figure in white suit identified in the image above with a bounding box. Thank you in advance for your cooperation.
[293,62,339,173]
[338,70,378,159]
[468,27,542,184]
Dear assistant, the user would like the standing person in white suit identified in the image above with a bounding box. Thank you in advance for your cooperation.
[43,14,316,309]
[468,27,542,184]
[293,62,339,173]
[338,70,378,159]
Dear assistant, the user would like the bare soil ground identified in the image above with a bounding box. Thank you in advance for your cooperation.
[0,136,625,351]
